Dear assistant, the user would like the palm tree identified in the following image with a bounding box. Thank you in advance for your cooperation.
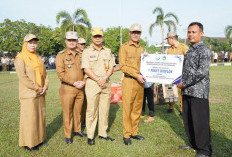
[149,7,179,53]
[225,25,232,40]
[56,9,91,39]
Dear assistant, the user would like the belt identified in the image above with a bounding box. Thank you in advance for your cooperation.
[61,82,75,87]
[124,75,136,80]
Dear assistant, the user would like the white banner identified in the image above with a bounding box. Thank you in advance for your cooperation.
[140,54,184,84]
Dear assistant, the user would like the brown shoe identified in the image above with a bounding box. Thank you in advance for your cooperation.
[144,116,154,122]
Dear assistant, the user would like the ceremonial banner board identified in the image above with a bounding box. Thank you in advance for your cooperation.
[140,54,184,85]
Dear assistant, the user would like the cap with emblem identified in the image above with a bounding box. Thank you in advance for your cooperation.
[23,34,39,42]
[66,31,78,39]
[130,24,142,32]
[91,28,103,36]
[78,38,86,44]
[166,31,178,39]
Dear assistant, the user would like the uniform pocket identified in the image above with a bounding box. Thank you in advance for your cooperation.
[126,56,137,67]
[89,57,98,67]
[102,56,111,70]
[64,60,74,69]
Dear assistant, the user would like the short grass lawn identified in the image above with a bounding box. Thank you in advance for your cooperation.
[0,66,231,157]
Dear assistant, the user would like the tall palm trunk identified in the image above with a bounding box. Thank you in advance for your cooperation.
[161,24,165,54]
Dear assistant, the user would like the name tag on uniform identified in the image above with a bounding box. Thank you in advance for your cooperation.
[90,55,96,58]
[66,58,71,61]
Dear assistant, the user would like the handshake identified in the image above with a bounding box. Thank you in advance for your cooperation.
[36,87,48,95]
[73,81,85,89]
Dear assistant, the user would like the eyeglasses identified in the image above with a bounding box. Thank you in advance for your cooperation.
[80,43,86,45]
[66,39,77,42]
[130,31,141,35]
[93,35,103,38]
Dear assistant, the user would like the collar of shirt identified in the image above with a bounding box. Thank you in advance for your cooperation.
[129,40,141,48]
[76,49,83,54]
[190,41,204,49]
[66,49,78,56]
[171,42,180,49]
[90,44,106,51]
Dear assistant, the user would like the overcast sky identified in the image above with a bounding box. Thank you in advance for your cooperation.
[1,0,231,45]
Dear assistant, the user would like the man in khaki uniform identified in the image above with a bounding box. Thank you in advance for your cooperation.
[56,31,87,144]
[82,28,115,145]
[76,38,87,127]
[119,24,146,146]
[166,32,189,114]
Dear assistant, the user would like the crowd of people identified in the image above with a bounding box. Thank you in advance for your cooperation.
[0,56,14,71]
[0,54,56,72]
[212,51,231,63]
[14,22,212,157]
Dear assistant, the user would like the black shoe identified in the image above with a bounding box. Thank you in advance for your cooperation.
[99,136,115,141]
[87,138,95,145]
[179,145,191,149]
[196,153,209,157]
[167,109,174,113]
[65,138,73,144]
[74,132,87,137]
[38,142,49,147]
[24,146,39,151]
[179,112,183,117]
[81,123,86,129]
[123,137,132,145]
[131,135,145,140]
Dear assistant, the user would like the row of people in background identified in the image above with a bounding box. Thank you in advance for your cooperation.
[14,22,212,157]
[0,56,14,71]
[41,55,56,70]
[213,51,231,63]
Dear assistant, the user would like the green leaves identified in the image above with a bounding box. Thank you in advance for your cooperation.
[56,8,91,39]
[225,25,232,40]
[149,7,179,53]
[202,37,231,52]
[0,19,63,57]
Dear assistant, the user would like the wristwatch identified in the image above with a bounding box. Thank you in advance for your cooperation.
[104,76,109,81]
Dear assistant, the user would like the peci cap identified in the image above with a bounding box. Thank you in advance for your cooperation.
[66,31,78,39]
[91,28,103,36]
[130,24,142,32]
[23,34,39,42]
[166,31,178,39]
[78,38,86,44]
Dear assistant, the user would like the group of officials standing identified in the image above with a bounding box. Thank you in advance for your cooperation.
[14,22,212,157]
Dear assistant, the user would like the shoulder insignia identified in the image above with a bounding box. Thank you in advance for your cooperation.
[58,50,65,54]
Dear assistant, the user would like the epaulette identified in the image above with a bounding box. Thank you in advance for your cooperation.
[103,46,110,51]
[58,50,65,54]
[123,41,129,46]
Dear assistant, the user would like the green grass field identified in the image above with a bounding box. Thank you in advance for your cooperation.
[0,67,232,157]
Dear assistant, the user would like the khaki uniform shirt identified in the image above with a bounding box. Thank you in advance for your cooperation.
[81,44,115,77]
[167,42,189,55]
[56,49,84,85]
[119,40,144,78]
[14,58,49,99]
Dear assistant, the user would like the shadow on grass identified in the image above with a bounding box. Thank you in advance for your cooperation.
[107,103,120,132]
[154,104,188,143]
[46,113,63,142]
[93,103,120,137]
[154,104,232,156]
[211,130,232,156]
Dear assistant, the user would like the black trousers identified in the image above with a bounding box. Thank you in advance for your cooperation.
[142,85,154,117]
[182,95,212,156]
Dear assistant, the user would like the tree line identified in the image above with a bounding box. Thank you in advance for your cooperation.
[0,18,157,57]
[0,7,231,57]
